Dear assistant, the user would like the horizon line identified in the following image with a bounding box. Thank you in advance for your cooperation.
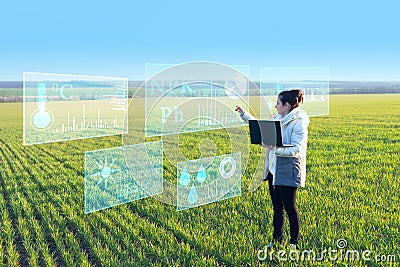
[0,80,399,83]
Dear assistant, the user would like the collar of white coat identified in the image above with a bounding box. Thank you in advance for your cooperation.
[280,108,309,126]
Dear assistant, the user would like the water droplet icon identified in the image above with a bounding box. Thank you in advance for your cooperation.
[179,168,190,186]
[196,164,207,183]
[187,185,198,204]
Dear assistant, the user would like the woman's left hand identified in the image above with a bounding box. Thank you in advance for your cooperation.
[260,142,275,149]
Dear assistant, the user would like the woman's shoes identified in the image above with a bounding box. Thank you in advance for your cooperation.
[267,240,298,250]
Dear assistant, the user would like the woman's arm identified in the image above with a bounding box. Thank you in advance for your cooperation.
[235,105,256,123]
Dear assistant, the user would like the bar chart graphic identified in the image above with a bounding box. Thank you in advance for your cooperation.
[53,105,125,133]
[23,72,128,145]
[196,99,241,127]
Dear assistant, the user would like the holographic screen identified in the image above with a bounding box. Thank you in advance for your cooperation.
[23,72,128,145]
[145,63,250,137]
[120,62,257,207]
[177,153,241,211]
[259,67,329,119]
[84,141,163,214]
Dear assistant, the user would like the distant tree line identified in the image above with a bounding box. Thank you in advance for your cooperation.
[0,81,399,102]
[0,96,23,103]
[0,81,22,88]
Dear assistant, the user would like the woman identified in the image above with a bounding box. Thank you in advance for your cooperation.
[235,89,309,249]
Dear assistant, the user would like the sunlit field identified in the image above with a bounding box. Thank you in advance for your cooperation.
[0,94,399,266]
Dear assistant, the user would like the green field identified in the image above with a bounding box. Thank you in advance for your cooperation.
[0,95,399,266]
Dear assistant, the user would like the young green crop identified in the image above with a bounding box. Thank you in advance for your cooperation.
[0,95,399,266]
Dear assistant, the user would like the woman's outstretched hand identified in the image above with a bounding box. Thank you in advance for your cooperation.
[235,105,244,116]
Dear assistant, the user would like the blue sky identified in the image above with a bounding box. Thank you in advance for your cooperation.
[1,0,399,81]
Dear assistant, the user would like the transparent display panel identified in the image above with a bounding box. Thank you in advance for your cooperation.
[145,63,250,137]
[177,152,241,211]
[259,67,329,118]
[84,141,163,213]
[23,72,128,145]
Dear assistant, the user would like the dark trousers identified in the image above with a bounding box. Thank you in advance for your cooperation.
[266,172,300,244]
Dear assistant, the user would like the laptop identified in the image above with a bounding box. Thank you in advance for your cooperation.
[248,120,294,147]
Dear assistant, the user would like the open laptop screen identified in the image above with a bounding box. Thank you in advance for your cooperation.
[248,120,293,147]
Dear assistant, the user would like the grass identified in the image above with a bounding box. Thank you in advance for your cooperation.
[0,94,399,266]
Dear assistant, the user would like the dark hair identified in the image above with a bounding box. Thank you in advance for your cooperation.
[278,89,304,110]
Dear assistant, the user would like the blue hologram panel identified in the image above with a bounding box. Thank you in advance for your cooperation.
[84,141,163,214]
[23,72,128,145]
[144,63,250,137]
[176,152,241,211]
[259,67,329,119]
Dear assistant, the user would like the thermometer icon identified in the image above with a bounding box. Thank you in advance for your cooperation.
[30,82,54,130]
